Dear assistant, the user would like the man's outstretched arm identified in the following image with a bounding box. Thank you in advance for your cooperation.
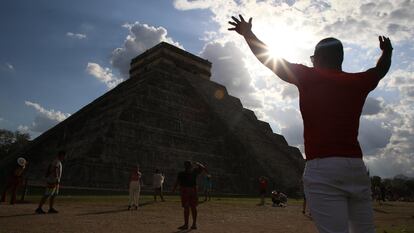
[368,36,393,79]
[228,15,296,83]
[194,161,208,174]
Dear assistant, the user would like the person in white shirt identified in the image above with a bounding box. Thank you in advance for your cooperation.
[35,150,65,214]
[153,168,165,202]
[128,165,142,210]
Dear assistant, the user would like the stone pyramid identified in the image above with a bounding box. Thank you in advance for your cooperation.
[3,42,304,195]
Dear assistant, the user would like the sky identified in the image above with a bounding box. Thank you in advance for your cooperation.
[0,0,413,178]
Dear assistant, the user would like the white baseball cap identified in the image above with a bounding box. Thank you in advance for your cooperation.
[17,157,27,166]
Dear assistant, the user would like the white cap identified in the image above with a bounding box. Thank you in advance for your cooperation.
[17,157,27,166]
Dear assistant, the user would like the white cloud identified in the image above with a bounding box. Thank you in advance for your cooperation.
[360,74,413,177]
[86,22,182,89]
[25,101,69,122]
[359,117,392,155]
[362,97,384,115]
[365,153,414,178]
[280,84,299,100]
[268,106,304,147]
[379,67,414,91]
[200,31,219,42]
[1,62,15,72]
[111,22,182,78]
[6,62,14,71]
[173,0,212,10]
[17,125,30,134]
[66,32,87,39]
[200,41,262,109]
[174,0,414,45]
[24,101,70,133]
[364,104,414,177]
[86,63,124,89]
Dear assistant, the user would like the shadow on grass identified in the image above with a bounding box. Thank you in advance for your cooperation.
[171,229,193,233]
[0,213,37,218]
[373,208,389,214]
[76,201,154,216]
[77,208,129,216]
[138,201,154,207]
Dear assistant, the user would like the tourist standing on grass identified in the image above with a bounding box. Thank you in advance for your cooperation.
[1,157,27,205]
[35,150,65,214]
[173,161,208,230]
[203,174,212,201]
[258,176,268,205]
[128,165,142,210]
[153,168,165,202]
[229,15,392,233]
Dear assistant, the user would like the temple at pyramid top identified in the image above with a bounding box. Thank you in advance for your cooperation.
[130,42,212,80]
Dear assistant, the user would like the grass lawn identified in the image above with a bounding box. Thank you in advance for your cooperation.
[0,195,413,233]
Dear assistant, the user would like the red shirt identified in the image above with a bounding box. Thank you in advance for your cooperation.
[130,170,142,181]
[259,179,268,190]
[283,64,381,160]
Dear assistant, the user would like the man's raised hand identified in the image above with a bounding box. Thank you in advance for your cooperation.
[228,15,252,36]
[379,36,393,52]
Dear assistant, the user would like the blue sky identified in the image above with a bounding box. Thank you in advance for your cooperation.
[0,0,216,129]
[1,0,413,178]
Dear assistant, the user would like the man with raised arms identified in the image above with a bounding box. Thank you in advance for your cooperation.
[228,15,392,233]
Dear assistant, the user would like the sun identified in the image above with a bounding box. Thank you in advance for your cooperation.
[255,24,314,62]
[267,42,292,60]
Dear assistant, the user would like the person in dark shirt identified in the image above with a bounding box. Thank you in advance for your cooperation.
[173,160,208,230]
[1,157,27,204]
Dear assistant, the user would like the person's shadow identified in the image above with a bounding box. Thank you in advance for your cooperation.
[171,229,193,233]
[0,213,37,219]
[77,200,154,216]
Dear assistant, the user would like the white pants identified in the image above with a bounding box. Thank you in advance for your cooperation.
[303,157,375,233]
[129,181,141,206]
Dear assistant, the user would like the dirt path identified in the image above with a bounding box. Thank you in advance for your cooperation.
[0,197,413,233]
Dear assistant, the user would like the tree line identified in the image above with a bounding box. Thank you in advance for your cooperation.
[371,174,414,202]
[0,129,30,160]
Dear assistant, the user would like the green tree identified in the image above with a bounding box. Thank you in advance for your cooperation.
[405,179,414,198]
[371,175,382,187]
[0,129,30,159]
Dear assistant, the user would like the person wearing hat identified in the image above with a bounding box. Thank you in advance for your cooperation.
[1,157,27,204]
[173,161,208,230]
[228,14,392,233]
